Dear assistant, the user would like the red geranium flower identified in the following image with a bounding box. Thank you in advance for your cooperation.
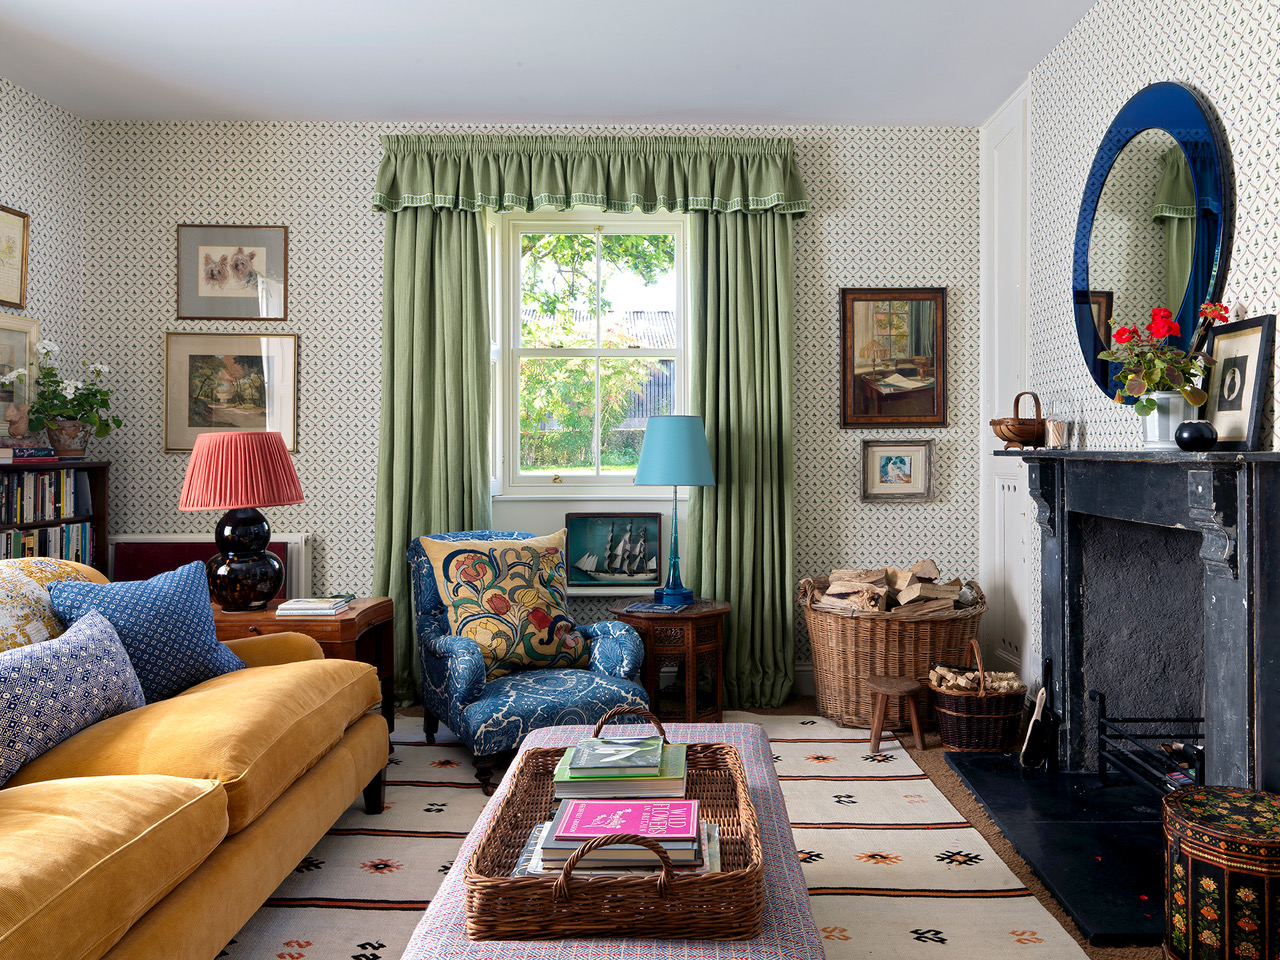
[1147,308,1179,339]
[1199,301,1229,323]
[1112,326,1137,344]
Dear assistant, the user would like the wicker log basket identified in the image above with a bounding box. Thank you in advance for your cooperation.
[797,576,987,728]
[930,639,1028,752]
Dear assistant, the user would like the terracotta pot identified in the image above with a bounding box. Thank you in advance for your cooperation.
[46,419,91,456]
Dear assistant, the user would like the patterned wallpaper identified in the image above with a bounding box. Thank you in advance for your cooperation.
[0,78,85,348]
[1023,0,1280,663]
[2,78,980,669]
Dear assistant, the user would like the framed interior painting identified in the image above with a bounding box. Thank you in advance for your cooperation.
[164,332,297,451]
[176,224,288,320]
[0,204,30,309]
[0,314,37,408]
[860,439,935,502]
[839,287,947,427]
[564,512,661,587]
[1200,313,1274,451]
[1089,290,1113,350]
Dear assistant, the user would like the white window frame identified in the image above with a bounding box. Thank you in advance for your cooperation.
[495,209,688,497]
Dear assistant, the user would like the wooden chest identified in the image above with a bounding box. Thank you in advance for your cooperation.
[1163,786,1280,960]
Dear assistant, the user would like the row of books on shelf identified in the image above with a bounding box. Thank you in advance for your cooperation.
[0,468,93,525]
[511,798,719,876]
[0,521,95,564]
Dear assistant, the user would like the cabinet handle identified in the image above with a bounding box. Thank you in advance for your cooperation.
[248,625,261,635]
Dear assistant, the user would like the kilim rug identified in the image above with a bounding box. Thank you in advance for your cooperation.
[221,714,1089,959]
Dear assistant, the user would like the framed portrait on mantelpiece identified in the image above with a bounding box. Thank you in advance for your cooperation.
[1201,313,1274,451]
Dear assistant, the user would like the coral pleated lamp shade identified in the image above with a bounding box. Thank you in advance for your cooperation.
[179,431,303,511]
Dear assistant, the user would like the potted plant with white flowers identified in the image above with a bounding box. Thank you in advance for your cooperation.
[1,340,123,455]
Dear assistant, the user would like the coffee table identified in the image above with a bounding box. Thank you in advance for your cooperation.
[402,722,825,960]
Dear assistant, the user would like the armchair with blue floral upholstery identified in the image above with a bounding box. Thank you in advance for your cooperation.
[408,530,650,792]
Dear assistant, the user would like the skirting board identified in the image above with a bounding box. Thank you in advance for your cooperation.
[107,533,312,598]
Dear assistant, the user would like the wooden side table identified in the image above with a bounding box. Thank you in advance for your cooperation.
[212,597,395,732]
[609,598,730,723]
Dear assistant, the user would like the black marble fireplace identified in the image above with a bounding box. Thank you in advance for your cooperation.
[1019,449,1280,790]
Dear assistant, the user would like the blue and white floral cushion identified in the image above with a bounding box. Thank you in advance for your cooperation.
[49,561,245,702]
[0,609,145,784]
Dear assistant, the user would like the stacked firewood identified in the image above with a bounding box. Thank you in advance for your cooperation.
[929,663,1025,694]
[809,559,980,618]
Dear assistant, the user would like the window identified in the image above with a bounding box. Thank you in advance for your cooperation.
[874,300,911,357]
[499,211,686,491]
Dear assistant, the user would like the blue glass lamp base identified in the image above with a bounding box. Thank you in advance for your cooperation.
[654,584,695,605]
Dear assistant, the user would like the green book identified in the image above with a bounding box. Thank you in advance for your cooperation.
[554,744,688,798]
[568,735,664,774]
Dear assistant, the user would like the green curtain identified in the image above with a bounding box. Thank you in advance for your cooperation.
[373,204,492,703]
[1153,146,1196,317]
[686,210,796,708]
[372,133,807,707]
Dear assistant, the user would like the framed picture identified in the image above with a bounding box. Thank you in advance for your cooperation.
[176,224,288,320]
[1200,313,1274,451]
[0,314,37,408]
[1088,290,1113,350]
[860,439,935,502]
[564,512,661,587]
[164,332,298,452]
[839,287,947,427]
[0,204,30,309]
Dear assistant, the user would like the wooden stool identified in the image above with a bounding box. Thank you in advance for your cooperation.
[866,674,925,752]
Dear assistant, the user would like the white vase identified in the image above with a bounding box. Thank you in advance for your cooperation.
[1140,391,1195,450]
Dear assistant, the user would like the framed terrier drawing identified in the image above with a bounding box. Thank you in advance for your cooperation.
[177,224,288,320]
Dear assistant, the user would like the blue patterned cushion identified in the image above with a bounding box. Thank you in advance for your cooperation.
[0,610,145,785]
[49,561,245,702]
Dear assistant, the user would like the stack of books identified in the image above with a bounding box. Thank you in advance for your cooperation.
[0,446,58,463]
[554,733,687,798]
[276,597,350,617]
[512,798,719,876]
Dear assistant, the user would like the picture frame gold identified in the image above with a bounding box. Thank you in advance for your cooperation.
[164,332,297,452]
[0,314,37,411]
[0,204,30,310]
[860,438,935,502]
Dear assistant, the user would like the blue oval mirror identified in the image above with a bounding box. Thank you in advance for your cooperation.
[1073,82,1234,397]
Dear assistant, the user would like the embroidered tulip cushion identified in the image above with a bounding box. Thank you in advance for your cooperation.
[421,529,588,678]
[49,560,245,702]
[0,558,95,653]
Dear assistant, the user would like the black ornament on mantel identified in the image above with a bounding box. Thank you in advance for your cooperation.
[1175,420,1218,452]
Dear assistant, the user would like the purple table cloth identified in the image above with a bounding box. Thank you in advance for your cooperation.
[402,722,826,960]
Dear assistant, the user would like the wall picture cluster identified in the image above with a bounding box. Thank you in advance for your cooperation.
[166,225,295,452]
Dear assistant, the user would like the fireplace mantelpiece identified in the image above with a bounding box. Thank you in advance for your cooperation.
[1000,449,1280,790]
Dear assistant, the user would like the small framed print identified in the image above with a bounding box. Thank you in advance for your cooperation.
[0,204,30,309]
[1201,313,1275,451]
[0,314,37,406]
[564,512,661,587]
[164,332,297,451]
[860,439,935,502]
[177,224,288,320]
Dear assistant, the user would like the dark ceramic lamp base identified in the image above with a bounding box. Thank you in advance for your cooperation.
[206,506,284,612]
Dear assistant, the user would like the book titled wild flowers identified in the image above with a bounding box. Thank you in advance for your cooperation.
[553,799,699,842]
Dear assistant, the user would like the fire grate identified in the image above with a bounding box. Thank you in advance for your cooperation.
[1089,690,1204,795]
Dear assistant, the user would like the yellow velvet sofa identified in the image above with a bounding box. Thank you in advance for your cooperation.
[0,563,390,960]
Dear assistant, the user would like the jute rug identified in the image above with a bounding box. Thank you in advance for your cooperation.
[221,715,1090,959]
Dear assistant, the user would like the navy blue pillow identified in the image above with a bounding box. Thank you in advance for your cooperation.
[50,560,244,702]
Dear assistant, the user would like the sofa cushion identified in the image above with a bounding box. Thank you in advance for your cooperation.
[5,657,381,833]
[0,610,145,786]
[0,774,228,960]
[420,529,587,679]
[0,558,94,652]
[49,560,245,702]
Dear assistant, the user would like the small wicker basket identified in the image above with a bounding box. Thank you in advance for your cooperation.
[798,576,986,728]
[930,639,1027,752]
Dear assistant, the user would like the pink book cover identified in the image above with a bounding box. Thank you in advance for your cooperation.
[554,799,700,841]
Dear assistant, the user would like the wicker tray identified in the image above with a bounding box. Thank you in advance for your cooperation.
[798,575,986,728]
[929,639,1027,752]
[463,708,764,941]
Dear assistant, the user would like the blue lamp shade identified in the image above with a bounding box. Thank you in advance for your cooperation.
[634,416,716,487]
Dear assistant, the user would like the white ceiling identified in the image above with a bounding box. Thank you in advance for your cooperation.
[0,0,1096,126]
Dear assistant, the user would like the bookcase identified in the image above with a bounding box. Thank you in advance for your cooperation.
[0,460,109,573]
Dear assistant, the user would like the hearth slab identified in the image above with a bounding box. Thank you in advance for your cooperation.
[947,753,1164,945]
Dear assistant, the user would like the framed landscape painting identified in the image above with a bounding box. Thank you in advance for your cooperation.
[176,224,288,320]
[164,332,297,451]
[564,512,661,587]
